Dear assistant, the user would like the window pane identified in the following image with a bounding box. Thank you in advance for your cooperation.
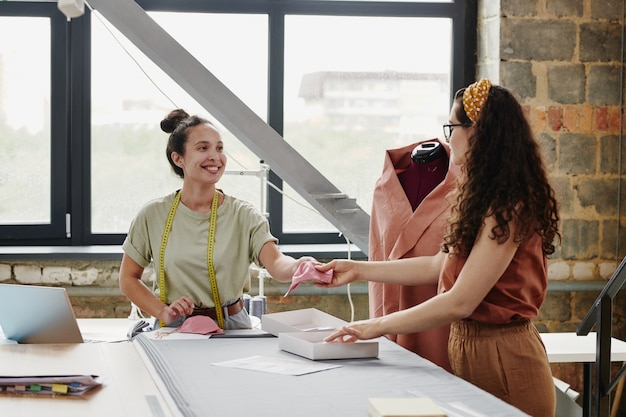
[91,12,267,233]
[0,17,50,225]
[283,15,451,232]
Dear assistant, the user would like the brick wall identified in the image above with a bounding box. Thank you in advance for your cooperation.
[0,259,369,322]
[478,0,626,408]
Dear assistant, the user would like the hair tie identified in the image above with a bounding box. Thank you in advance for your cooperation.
[462,78,492,123]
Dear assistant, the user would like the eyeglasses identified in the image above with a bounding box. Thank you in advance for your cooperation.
[443,123,473,141]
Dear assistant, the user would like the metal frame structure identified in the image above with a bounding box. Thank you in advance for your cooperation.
[577,255,626,417]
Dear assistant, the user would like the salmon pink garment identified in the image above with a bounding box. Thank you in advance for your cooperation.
[284,261,333,296]
[368,139,459,372]
[177,315,224,335]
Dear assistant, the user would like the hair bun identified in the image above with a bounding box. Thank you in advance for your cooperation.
[160,109,190,133]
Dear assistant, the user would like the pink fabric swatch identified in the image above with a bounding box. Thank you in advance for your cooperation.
[284,261,333,296]
[177,315,224,335]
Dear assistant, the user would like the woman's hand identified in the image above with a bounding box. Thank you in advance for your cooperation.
[160,295,195,324]
[324,318,384,343]
[292,256,318,274]
[314,259,360,288]
[259,242,318,283]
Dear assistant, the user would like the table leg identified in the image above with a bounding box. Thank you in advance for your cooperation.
[610,362,626,417]
[584,362,592,417]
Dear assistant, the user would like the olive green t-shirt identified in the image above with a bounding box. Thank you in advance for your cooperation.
[122,191,277,308]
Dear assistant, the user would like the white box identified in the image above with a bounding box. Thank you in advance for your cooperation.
[261,308,348,336]
[279,330,379,360]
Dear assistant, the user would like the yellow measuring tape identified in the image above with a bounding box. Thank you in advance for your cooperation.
[205,192,223,328]
[158,190,224,328]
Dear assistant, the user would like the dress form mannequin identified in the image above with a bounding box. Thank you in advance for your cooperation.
[368,139,459,372]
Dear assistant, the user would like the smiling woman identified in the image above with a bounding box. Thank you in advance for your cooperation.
[118,108,316,330]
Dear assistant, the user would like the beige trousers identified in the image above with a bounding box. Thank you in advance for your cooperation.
[449,319,556,417]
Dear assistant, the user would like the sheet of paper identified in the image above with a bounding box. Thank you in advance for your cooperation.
[212,355,340,376]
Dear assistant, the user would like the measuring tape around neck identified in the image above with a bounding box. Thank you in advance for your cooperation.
[158,190,224,328]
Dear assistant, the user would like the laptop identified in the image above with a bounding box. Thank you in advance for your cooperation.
[0,284,84,344]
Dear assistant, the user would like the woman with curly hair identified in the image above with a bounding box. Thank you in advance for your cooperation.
[317,79,560,416]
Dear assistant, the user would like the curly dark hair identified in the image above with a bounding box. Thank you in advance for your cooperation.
[441,85,560,256]
[161,108,214,178]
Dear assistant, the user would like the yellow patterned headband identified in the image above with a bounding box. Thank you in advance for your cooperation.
[462,78,492,123]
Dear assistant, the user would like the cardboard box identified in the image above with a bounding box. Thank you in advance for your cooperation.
[261,308,348,336]
[278,330,379,360]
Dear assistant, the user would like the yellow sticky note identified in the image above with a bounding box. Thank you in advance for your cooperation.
[52,384,69,394]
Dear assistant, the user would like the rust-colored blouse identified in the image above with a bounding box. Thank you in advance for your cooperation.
[439,233,547,324]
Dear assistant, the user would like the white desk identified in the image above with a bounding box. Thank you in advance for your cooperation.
[0,318,174,417]
[541,332,626,417]
[0,318,529,417]
[0,342,178,417]
[78,317,142,342]
[541,332,626,363]
[7,322,622,417]
[132,332,528,417]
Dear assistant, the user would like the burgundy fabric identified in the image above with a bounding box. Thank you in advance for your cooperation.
[397,156,449,211]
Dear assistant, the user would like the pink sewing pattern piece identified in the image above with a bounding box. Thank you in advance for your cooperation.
[284,261,333,296]
[177,315,224,335]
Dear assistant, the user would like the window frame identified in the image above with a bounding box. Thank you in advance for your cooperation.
[0,2,69,245]
[0,0,477,251]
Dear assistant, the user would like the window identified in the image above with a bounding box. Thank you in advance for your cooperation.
[282,15,452,233]
[0,3,68,244]
[0,1,476,252]
[0,17,52,225]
